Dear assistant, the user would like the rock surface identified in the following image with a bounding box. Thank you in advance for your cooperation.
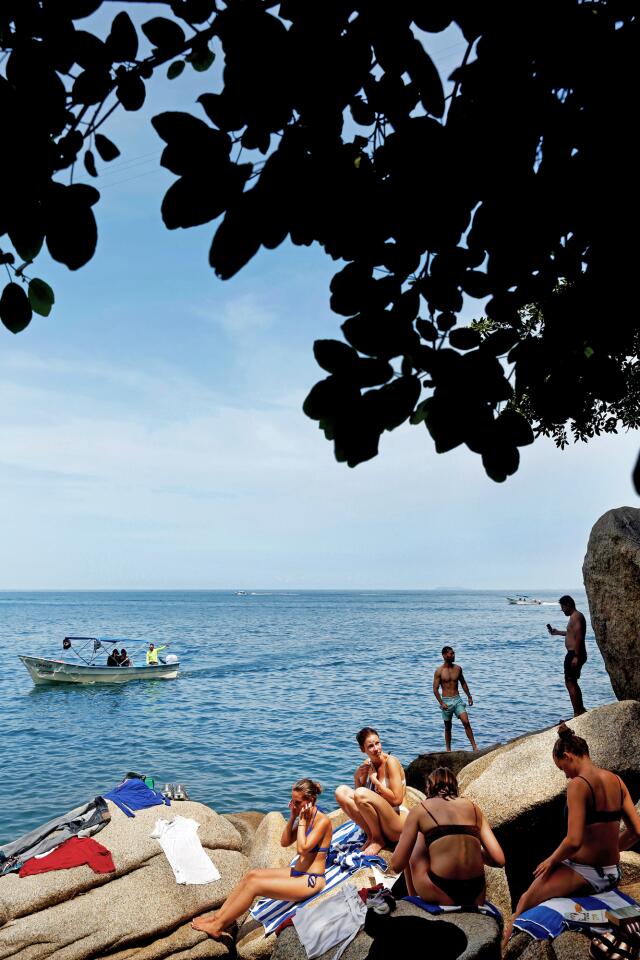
[406,747,500,792]
[583,506,640,701]
[458,701,640,901]
[0,800,246,959]
[270,898,500,960]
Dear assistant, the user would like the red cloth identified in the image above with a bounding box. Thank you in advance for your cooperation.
[19,836,115,877]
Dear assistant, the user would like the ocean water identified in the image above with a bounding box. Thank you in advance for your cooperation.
[0,589,614,845]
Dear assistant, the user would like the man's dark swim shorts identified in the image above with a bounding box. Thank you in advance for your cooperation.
[564,651,585,680]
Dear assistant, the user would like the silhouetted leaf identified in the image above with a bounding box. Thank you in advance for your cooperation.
[167,60,186,80]
[171,0,217,24]
[482,442,520,483]
[495,409,534,447]
[44,183,99,270]
[313,339,359,375]
[377,375,422,431]
[28,278,55,317]
[449,327,481,350]
[72,68,111,105]
[416,319,438,342]
[187,44,215,72]
[94,133,120,162]
[84,150,97,177]
[106,11,138,62]
[142,17,185,53]
[0,282,32,333]
[116,73,146,111]
[405,40,445,118]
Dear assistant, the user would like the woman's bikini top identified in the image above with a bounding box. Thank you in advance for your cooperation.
[421,798,481,849]
[568,775,624,825]
[301,810,330,855]
[365,757,407,794]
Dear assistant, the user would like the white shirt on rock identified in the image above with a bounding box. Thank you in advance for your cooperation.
[150,815,220,884]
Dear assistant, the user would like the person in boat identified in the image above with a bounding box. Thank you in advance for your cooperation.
[119,648,131,667]
[146,643,167,666]
[433,646,478,752]
[335,727,408,855]
[391,766,504,906]
[192,778,331,941]
[106,648,120,666]
[505,723,640,942]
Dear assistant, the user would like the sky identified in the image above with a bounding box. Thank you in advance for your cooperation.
[0,7,638,590]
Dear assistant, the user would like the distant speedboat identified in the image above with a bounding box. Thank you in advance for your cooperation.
[506,596,543,605]
[19,636,179,685]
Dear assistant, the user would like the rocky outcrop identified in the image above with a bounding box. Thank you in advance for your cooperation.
[269,899,500,960]
[0,800,246,959]
[583,505,640,700]
[458,701,640,901]
[223,812,266,857]
[406,747,500,792]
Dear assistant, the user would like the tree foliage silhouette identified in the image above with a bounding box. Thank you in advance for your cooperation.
[1,1,638,484]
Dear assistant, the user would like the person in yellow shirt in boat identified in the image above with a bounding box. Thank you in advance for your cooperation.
[146,642,167,666]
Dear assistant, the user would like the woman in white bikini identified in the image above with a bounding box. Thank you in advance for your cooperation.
[506,723,640,943]
[335,726,408,855]
[192,779,331,941]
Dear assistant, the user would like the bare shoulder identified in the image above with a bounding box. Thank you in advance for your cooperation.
[434,664,442,677]
[453,663,463,676]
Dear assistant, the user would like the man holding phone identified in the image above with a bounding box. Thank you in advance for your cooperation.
[547,595,587,717]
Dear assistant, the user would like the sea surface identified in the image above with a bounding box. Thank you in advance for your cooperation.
[0,589,614,845]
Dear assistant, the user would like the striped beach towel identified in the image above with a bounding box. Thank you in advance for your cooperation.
[404,895,503,926]
[250,820,387,935]
[514,888,638,941]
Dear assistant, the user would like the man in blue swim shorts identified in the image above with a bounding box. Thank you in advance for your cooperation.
[433,646,478,752]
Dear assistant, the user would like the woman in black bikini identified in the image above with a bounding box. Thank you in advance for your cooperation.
[506,723,640,942]
[391,767,504,906]
[192,779,331,940]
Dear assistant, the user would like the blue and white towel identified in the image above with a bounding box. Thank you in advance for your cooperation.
[403,895,503,926]
[250,820,387,935]
[514,888,638,941]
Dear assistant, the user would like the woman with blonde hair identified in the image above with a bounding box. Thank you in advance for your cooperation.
[506,723,640,941]
[392,766,504,905]
[192,778,331,940]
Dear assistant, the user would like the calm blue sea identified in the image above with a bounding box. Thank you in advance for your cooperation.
[0,589,614,845]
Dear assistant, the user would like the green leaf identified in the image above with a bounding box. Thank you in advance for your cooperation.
[449,327,482,351]
[167,60,186,80]
[28,278,55,317]
[94,133,121,162]
[187,45,215,72]
[0,282,32,334]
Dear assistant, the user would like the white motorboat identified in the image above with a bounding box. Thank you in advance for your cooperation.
[19,636,179,685]
[506,596,542,605]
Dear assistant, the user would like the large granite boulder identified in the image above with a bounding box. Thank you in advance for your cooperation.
[270,899,500,960]
[406,747,500,792]
[457,701,640,902]
[0,800,246,959]
[583,506,640,701]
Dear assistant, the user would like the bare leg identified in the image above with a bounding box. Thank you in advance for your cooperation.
[459,712,478,751]
[192,868,322,940]
[565,679,586,717]
[444,720,452,751]
[335,785,371,840]
[503,862,588,945]
[353,788,406,855]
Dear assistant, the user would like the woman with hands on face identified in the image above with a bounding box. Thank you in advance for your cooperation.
[335,727,408,855]
[505,723,640,944]
[192,779,331,941]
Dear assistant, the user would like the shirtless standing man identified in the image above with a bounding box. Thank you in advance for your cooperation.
[433,646,478,752]
[547,594,587,717]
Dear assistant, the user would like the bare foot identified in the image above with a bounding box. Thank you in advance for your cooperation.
[363,840,383,856]
[192,914,225,939]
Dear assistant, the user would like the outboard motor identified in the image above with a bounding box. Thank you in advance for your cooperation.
[165,654,178,664]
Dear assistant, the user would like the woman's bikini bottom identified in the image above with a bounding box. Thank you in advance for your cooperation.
[428,868,485,904]
[290,867,326,888]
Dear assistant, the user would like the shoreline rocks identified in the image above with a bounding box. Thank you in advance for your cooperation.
[583,506,640,701]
